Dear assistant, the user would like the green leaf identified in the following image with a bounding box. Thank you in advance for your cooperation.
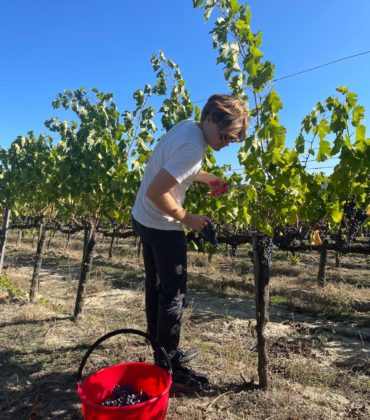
[295,133,305,154]
[133,90,144,107]
[272,146,283,163]
[246,185,257,201]
[235,19,250,36]
[346,91,357,107]
[249,46,263,60]
[302,116,311,134]
[336,86,349,94]
[266,90,283,113]
[287,205,298,225]
[238,149,248,164]
[332,134,344,155]
[243,56,257,77]
[317,119,330,140]
[265,184,276,196]
[355,125,366,143]
[352,106,365,126]
[250,61,274,90]
[230,0,240,14]
[330,201,343,223]
[108,209,119,219]
[242,206,251,224]
[317,139,331,161]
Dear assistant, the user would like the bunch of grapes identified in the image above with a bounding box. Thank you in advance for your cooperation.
[341,199,368,243]
[343,200,356,220]
[347,209,368,242]
[298,222,310,240]
[202,221,218,247]
[101,384,151,407]
[273,226,297,247]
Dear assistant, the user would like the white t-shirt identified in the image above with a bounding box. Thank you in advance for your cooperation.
[132,120,207,230]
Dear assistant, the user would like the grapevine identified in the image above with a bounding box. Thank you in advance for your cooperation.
[202,220,218,248]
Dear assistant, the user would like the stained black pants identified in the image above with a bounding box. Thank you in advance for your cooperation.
[132,217,187,370]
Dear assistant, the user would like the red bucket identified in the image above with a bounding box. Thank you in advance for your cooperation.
[77,329,172,420]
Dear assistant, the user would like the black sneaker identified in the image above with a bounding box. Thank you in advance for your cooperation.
[171,366,209,393]
[154,348,199,370]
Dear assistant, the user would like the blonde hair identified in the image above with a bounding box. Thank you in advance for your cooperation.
[201,94,249,142]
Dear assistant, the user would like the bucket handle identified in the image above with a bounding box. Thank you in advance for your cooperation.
[77,328,172,383]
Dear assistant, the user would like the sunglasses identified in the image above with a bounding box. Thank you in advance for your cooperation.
[219,130,239,144]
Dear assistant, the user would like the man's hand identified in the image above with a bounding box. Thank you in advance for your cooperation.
[194,171,229,196]
[181,214,210,231]
[208,179,228,196]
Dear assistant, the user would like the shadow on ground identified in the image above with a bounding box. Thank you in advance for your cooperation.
[1,370,82,419]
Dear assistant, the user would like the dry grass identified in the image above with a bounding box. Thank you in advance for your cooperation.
[269,252,370,322]
[0,232,369,419]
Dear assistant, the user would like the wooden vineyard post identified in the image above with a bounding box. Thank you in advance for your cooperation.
[74,225,96,319]
[317,246,328,287]
[335,251,340,268]
[64,233,70,252]
[16,229,22,248]
[0,208,10,275]
[108,235,114,259]
[252,234,271,389]
[29,222,48,303]
[46,230,54,250]
[81,224,89,268]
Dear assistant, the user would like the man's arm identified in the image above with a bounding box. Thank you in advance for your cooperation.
[194,170,220,185]
[195,170,228,196]
[146,168,208,231]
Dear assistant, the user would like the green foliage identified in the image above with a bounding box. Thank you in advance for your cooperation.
[45,87,129,224]
[195,0,306,234]
[0,0,368,241]
[152,51,195,131]
[296,87,369,224]
[0,274,27,299]
[123,51,199,223]
[287,253,301,265]
[0,132,59,219]
[193,0,369,232]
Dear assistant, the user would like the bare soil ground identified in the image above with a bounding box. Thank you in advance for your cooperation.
[0,233,369,419]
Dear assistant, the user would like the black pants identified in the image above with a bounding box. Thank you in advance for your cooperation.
[132,217,187,370]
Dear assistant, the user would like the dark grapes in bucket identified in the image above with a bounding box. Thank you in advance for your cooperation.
[101,384,151,407]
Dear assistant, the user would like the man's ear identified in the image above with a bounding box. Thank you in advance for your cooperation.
[205,114,212,125]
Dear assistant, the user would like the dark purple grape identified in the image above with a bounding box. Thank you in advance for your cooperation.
[202,221,218,247]
[101,383,151,407]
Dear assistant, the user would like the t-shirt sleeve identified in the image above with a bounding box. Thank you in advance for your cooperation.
[163,143,203,184]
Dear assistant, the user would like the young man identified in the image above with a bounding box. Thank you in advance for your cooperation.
[132,94,249,392]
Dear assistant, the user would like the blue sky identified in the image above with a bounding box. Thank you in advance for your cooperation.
[1,0,369,174]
